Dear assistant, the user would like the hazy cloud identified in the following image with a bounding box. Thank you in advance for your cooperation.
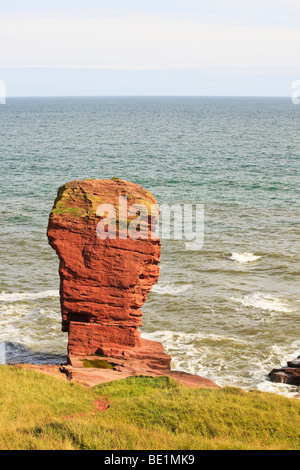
[0,14,299,69]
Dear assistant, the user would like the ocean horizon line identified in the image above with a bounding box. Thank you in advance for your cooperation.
[3,95,292,99]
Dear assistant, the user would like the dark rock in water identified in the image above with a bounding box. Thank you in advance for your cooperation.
[269,364,300,386]
[287,355,300,368]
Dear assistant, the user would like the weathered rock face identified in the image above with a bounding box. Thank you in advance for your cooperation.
[47,178,171,369]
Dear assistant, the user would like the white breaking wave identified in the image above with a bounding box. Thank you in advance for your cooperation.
[141,330,300,398]
[232,292,294,313]
[230,252,261,263]
[142,329,244,347]
[152,283,192,296]
[0,302,67,357]
[0,290,59,303]
[141,329,247,387]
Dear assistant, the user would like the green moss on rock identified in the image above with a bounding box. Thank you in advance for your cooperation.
[83,359,115,369]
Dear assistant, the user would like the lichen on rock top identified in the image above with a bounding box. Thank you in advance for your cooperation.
[49,178,159,223]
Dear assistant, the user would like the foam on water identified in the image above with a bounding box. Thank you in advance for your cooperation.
[141,331,300,398]
[253,340,300,398]
[141,329,248,387]
[0,297,67,362]
[0,290,59,303]
[231,292,294,313]
[152,283,192,296]
[230,252,261,263]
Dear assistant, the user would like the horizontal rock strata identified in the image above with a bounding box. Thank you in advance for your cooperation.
[47,178,171,369]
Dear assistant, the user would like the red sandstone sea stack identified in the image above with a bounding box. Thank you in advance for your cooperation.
[47,178,171,370]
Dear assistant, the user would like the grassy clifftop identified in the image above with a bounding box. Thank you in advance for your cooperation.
[0,365,299,450]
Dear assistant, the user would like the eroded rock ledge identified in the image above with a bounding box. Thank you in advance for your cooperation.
[47,178,218,388]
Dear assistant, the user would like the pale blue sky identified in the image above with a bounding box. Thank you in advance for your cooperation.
[0,1,299,96]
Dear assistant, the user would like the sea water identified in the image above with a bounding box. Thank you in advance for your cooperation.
[0,97,299,397]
